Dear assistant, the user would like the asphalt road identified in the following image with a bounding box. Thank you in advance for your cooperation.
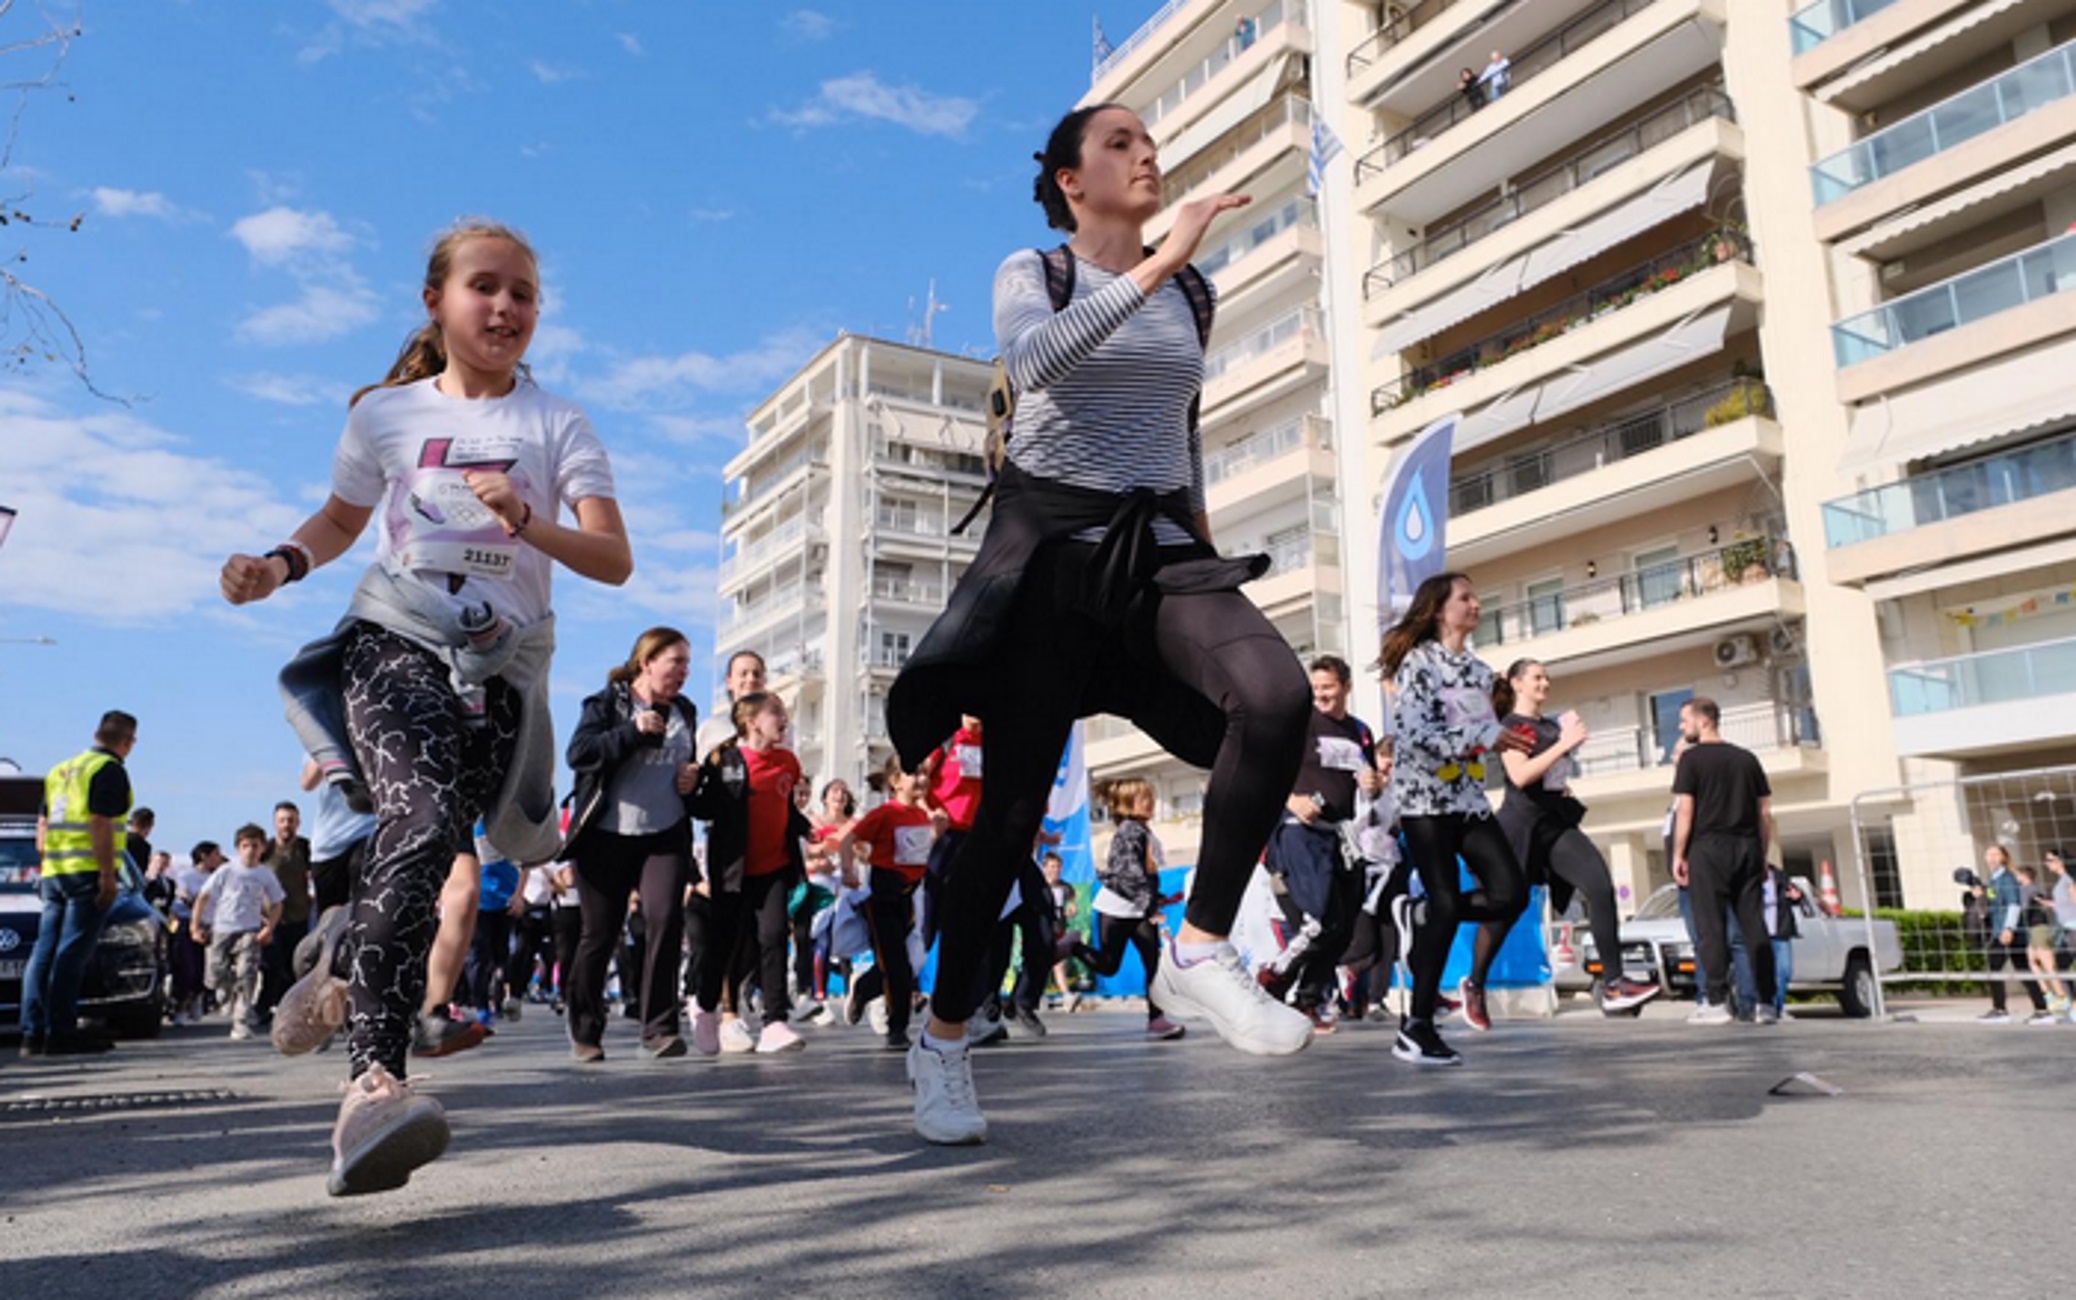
[0,997,2045,1298]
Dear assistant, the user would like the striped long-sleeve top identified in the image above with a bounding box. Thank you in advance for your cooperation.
[993,249,1209,546]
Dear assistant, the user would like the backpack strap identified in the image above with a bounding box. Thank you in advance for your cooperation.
[1040,244,1076,313]
[1168,261,1216,348]
[955,247,1078,538]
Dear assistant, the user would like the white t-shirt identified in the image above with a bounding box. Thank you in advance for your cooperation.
[196,862,286,935]
[331,377,617,626]
[171,862,212,921]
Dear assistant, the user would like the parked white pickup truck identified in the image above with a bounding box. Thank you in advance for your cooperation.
[1580,879,1904,1017]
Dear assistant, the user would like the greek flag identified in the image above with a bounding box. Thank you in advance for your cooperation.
[0,505,14,552]
[1307,117,1345,197]
[1092,16,1114,70]
[1376,413,1458,633]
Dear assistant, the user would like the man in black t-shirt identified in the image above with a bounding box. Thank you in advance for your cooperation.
[1670,696,1776,1024]
[126,807,155,876]
[1260,656,1380,1030]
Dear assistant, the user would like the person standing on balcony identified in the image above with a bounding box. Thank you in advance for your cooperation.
[1477,49,1511,99]
[1382,575,1536,1067]
[1490,659,1661,1015]
[888,102,1315,1145]
[1457,68,1487,113]
[1671,697,1778,1026]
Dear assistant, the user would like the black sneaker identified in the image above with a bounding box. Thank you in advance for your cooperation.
[19,1035,45,1058]
[1011,1006,1047,1038]
[883,1029,910,1052]
[1390,1019,1461,1068]
[46,1035,115,1057]
[411,1011,488,1059]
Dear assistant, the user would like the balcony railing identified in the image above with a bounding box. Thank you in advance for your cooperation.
[1365,85,1733,296]
[1203,305,1322,387]
[765,648,825,681]
[872,576,947,605]
[1832,231,2076,367]
[1822,431,2076,547]
[724,448,824,517]
[1143,0,1305,130]
[1092,0,1189,84]
[1346,0,1473,75]
[719,513,816,584]
[1811,40,2076,204]
[1161,95,1312,210]
[1195,197,1316,280]
[1891,636,2076,716]
[1205,414,1331,486]
[1789,0,1899,54]
[1373,227,1752,413]
[721,581,823,632]
[1356,0,1661,182]
[1476,534,1795,647]
[1574,699,1821,775]
[1450,377,1772,517]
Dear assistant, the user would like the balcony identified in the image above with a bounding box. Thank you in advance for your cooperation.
[870,575,949,609]
[1449,379,1781,565]
[1832,232,2076,399]
[1148,96,1312,244]
[1200,304,1327,418]
[1823,429,2076,582]
[1204,413,1333,516]
[718,512,824,592]
[1345,0,1472,84]
[1366,86,1734,301]
[1570,699,1825,801]
[1197,198,1319,314]
[1810,40,2076,237]
[1374,228,1753,415]
[722,449,825,527]
[1140,0,1309,173]
[1351,0,1725,226]
[720,580,825,636]
[764,647,825,687]
[1476,535,1803,670]
[1890,637,2076,757]
[1796,0,2059,110]
[1789,0,1899,53]
[1091,0,1190,88]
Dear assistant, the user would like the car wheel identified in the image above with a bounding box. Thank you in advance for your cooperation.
[1837,952,1876,1019]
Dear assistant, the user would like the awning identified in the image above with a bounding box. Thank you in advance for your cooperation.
[1840,141,2076,261]
[1840,332,2076,472]
[1450,303,1736,454]
[1819,0,2038,107]
[1372,157,1719,356]
[1157,55,1296,173]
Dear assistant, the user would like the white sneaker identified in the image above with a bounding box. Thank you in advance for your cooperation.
[1148,939,1312,1056]
[1687,1003,1733,1025]
[757,1020,805,1054]
[1061,991,1082,1014]
[907,1038,987,1145]
[229,1021,254,1041]
[719,1018,756,1054]
[867,998,891,1037]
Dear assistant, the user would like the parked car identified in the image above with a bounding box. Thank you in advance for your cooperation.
[0,802,170,1039]
[1581,880,1903,1017]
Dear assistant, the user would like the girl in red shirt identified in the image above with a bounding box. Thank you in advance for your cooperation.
[837,755,938,1050]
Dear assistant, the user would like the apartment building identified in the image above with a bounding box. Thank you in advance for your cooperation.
[1057,0,2076,907]
[714,335,994,795]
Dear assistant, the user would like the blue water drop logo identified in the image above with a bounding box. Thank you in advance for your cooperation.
[1396,475,1436,561]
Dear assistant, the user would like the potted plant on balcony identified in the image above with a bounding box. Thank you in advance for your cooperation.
[1722,535,1770,584]
[1704,380,1773,428]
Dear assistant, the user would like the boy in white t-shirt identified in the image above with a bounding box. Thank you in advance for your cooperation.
[195,825,287,1040]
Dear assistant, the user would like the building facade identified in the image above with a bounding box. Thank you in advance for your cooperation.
[714,335,994,796]
[1071,0,2076,908]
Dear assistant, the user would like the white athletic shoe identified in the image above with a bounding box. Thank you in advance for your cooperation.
[1687,1003,1733,1025]
[1148,939,1312,1056]
[719,1018,756,1054]
[907,1038,987,1145]
[867,998,891,1037]
[757,1020,805,1054]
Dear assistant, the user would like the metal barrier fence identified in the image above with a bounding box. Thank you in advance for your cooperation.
[1848,762,2076,1019]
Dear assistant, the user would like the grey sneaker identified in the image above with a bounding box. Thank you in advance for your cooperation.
[327,1064,450,1197]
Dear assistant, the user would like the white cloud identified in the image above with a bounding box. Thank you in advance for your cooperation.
[616,31,645,57]
[225,371,352,407]
[526,321,586,386]
[529,59,583,85]
[300,0,439,62]
[229,206,356,266]
[92,188,201,222]
[781,10,837,40]
[237,280,384,347]
[578,329,823,412]
[648,413,747,446]
[0,393,316,623]
[771,71,978,138]
[688,207,736,223]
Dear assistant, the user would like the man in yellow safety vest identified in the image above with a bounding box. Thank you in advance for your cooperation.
[22,710,139,1057]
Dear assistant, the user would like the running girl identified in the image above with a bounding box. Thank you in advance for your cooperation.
[1071,779,1184,1041]
[836,755,937,1049]
[222,219,629,1195]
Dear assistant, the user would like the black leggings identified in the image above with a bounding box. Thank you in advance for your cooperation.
[1987,934,2047,1012]
[339,624,519,1080]
[728,870,799,1024]
[929,544,1310,1024]
[851,870,920,1036]
[1074,914,1165,1021]
[1490,815,1622,989]
[1399,815,1527,1023]
[508,905,554,998]
[551,902,582,998]
[568,825,689,1047]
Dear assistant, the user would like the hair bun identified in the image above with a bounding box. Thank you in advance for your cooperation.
[1032,150,1047,164]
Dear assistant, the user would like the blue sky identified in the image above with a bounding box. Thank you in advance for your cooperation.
[0,0,1160,856]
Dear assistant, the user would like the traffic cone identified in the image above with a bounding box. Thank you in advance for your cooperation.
[1818,859,1842,916]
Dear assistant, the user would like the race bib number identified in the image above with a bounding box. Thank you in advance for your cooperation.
[893,825,933,867]
[1316,736,1367,773]
[395,468,517,580]
[1439,686,1497,733]
[955,744,983,780]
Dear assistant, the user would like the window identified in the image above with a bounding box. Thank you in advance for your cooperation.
[1634,544,1683,609]
[877,500,919,533]
[1867,824,1903,910]
[1648,688,1694,765]
[878,630,912,669]
[1526,577,1566,637]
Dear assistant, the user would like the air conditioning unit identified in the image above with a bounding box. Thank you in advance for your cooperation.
[1713,634,1760,669]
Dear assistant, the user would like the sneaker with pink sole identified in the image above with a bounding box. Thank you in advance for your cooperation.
[326,1063,450,1197]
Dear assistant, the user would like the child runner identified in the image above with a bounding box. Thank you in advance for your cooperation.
[798,779,855,1023]
[1071,779,1184,1040]
[918,715,985,947]
[192,825,285,1040]
[1380,572,1534,1067]
[836,755,937,1049]
[223,219,630,1195]
[887,104,1313,1145]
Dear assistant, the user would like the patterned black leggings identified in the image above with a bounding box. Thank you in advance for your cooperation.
[341,623,519,1079]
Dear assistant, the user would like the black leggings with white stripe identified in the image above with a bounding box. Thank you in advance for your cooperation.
[1398,814,1526,1024]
